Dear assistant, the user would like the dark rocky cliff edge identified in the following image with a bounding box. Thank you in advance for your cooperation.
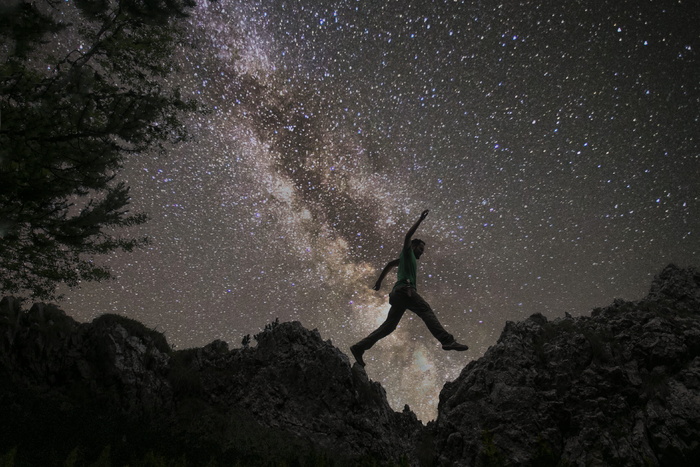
[434,264,700,467]
[0,264,698,466]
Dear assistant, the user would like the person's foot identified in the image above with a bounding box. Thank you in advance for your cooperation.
[350,344,366,367]
[442,341,469,351]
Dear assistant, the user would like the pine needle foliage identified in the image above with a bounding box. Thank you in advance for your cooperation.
[0,0,196,299]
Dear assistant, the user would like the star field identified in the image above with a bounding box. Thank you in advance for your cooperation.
[60,0,698,421]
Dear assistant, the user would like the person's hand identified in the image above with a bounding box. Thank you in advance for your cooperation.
[420,209,429,220]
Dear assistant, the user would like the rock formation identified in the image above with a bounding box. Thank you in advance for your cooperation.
[1,264,698,466]
[433,264,700,466]
[0,302,425,466]
[168,319,427,464]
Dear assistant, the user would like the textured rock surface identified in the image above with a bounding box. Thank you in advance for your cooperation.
[1,264,698,466]
[170,320,426,464]
[433,264,700,466]
[0,300,173,416]
[0,301,425,465]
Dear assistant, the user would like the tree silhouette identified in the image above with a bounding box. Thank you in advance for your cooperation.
[0,0,196,299]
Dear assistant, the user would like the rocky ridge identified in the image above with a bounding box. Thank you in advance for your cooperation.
[0,264,698,466]
[0,302,424,466]
[434,264,700,466]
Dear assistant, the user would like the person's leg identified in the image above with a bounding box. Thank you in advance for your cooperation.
[354,304,405,352]
[351,291,409,366]
[407,293,455,345]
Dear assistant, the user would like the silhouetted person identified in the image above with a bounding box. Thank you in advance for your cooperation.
[351,210,468,367]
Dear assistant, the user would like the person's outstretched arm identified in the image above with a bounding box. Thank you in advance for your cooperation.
[403,209,429,249]
[372,259,399,290]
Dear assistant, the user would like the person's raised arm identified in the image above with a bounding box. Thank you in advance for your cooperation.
[372,259,399,291]
[403,209,429,249]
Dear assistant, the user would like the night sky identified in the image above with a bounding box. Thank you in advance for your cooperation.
[59,0,698,421]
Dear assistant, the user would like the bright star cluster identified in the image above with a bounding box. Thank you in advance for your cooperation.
[60,0,698,421]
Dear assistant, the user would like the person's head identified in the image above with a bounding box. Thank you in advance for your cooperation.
[411,238,426,259]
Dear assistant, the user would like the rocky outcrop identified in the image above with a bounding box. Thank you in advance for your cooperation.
[433,264,700,466]
[1,264,698,466]
[0,300,173,415]
[0,300,425,466]
[169,320,426,464]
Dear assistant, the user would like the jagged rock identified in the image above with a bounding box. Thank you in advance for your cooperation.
[433,264,700,466]
[647,264,700,314]
[0,300,426,465]
[1,264,698,466]
[172,320,425,464]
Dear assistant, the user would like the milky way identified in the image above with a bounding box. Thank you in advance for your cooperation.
[60,0,699,421]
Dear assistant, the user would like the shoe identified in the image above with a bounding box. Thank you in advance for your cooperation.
[442,342,469,351]
[350,344,366,367]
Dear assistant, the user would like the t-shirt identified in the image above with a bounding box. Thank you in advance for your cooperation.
[392,245,418,292]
